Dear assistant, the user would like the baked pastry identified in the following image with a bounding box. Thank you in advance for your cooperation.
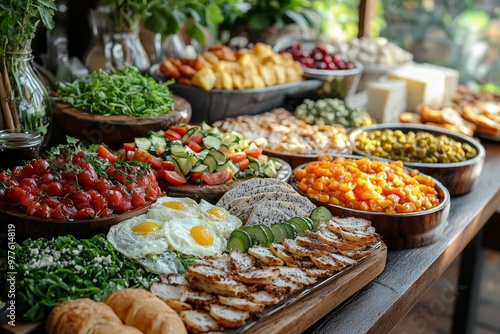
[105,288,187,334]
[45,298,142,334]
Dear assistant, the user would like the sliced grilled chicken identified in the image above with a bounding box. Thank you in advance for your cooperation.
[282,238,325,258]
[264,276,304,294]
[236,267,280,285]
[337,248,372,260]
[312,227,366,251]
[330,252,358,266]
[150,282,189,302]
[186,274,248,297]
[165,299,192,312]
[218,296,265,313]
[247,290,285,306]
[248,246,285,266]
[277,267,317,286]
[309,254,345,272]
[180,309,223,333]
[295,235,338,253]
[230,250,256,273]
[185,289,218,307]
[332,216,374,233]
[327,220,379,246]
[162,273,189,285]
[270,243,301,267]
[187,264,228,282]
[305,268,333,278]
[209,304,251,328]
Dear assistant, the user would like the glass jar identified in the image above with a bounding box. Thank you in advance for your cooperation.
[0,129,42,170]
[0,44,53,147]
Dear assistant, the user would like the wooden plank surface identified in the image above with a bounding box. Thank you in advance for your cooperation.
[303,142,500,334]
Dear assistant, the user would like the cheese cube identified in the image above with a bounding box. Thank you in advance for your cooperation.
[366,80,407,123]
[387,64,447,111]
[421,63,459,103]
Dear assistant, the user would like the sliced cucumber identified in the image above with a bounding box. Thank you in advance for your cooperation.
[203,136,222,150]
[243,225,270,247]
[180,128,196,143]
[170,144,188,157]
[282,222,297,239]
[258,154,269,165]
[271,224,288,244]
[248,156,261,173]
[191,164,208,173]
[203,154,218,173]
[209,148,227,165]
[197,149,210,160]
[302,217,316,231]
[261,225,275,244]
[263,163,277,177]
[217,160,239,175]
[227,229,252,252]
[173,157,193,175]
[151,135,167,153]
[272,159,283,170]
[199,121,212,131]
[288,221,306,237]
[135,137,152,151]
[149,129,164,137]
[309,206,333,228]
[288,217,313,233]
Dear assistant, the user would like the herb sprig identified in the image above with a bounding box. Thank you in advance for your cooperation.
[0,0,56,53]
[57,66,175,117]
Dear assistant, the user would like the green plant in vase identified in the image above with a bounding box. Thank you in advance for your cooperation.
[0,0,56,146]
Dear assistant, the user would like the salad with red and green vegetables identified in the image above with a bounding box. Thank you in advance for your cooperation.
[120,122,282,186]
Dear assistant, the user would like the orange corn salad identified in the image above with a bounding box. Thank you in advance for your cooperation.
[294,155,441,214]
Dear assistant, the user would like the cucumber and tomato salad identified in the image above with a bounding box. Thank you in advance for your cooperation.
[122,122,282,186]
[227,206,334,252]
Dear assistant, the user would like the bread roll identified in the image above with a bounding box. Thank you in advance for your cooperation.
[45,298,139,334]
[105,288,187,334]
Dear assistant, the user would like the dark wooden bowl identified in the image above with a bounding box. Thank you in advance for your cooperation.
[263,146,352,169]
[291,163,451,250]
[349,123,486,196]
[160,158,292,204]
[0,201,150,242]
[53,95,192,149]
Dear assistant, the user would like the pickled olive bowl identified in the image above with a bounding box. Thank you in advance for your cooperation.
[291,159,451,250]
[349,123,486,196]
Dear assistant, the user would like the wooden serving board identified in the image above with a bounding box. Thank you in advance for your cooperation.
[244,242,387,334]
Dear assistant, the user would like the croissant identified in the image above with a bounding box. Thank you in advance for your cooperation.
[105,288,187,334]
[46,298,142,334]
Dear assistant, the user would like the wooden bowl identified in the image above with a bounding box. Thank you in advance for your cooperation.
[349,123,486,196]
[160,158,292,204]
[0,202,151,242]
[263,146,352,169]
[290,163,451,250]
[53,95,192,149]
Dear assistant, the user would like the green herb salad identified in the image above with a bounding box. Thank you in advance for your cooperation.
[1,234,158,322]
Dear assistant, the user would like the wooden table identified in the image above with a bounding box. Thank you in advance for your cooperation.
[303,141,500,334]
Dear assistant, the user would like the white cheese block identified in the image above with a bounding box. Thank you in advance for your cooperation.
[422,63,459,103]
[366,79,407,123]
[387,64,448,111]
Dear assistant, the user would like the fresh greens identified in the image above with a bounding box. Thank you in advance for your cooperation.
[56,66,175,117]
[0,0,56,53]
[0,234,158,322]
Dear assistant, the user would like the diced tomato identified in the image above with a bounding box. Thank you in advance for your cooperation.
[188,141,202,153]
[146,154,163,170]
[123,142,136,151]
[126,150,135,160]
[164,129,182,141]
[134,148,151,162]
[244,147,263,159]
[164,170,187,186]
[169,126,188,136]
[107,189,124,208]
[96,145,118,163]
[218,147,229,156]
[229,152,247,163]
[154,168,165,181]
[183,133,203,145]
[115,149,126,160]
[190,172,203,184]
[239,158,249,172]
[202,170,234,185]
[162,160,175,171]
[131,189,147,208]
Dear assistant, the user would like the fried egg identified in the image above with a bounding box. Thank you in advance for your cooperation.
[147,196,198,221]
[107,214,170,260]
[165,217,226,258]
[197,200,242,238]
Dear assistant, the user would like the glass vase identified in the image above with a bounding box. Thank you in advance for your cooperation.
[0,46,52,147]
[111,30,151,72]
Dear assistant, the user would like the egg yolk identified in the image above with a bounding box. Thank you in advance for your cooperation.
[190,226,215,246]
[207,208,228,220]
[132,222,162,234]
[163,201,186,210]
